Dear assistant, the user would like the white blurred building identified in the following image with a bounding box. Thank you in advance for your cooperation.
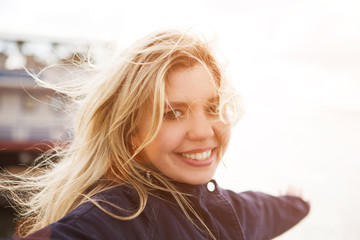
[0,40,82,169]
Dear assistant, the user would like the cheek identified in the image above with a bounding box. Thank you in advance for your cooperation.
[147,123,185,156]
[215,124,231,154]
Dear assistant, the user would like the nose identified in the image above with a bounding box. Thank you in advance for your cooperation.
[186,110,215,141]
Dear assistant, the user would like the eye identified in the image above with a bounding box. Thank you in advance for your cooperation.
[163,109,183,119]
[206,102,219,117]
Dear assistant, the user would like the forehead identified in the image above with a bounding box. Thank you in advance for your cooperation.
[165,64,218,103]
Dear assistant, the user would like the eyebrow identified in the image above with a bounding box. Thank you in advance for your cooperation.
[165,96,219,108]
[164,102,189,109]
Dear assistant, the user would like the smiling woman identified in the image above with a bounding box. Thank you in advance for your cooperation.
[1,28,309,240]
[135,64,229,184]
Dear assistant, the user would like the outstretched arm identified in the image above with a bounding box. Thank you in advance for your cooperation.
[224,189,310,240]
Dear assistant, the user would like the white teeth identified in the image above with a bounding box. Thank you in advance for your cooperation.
[181,150,212,161]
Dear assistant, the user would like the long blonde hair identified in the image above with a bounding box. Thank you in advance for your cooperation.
[1,28,242,238]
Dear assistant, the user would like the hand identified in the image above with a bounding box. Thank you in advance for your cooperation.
[284,185,303,198]
[279,185,307,199]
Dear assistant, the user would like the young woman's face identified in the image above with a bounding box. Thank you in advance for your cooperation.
[136,64,230,185]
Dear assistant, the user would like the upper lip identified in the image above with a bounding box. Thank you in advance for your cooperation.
[177,147,215,154]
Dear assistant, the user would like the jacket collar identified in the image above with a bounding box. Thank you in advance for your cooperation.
[170,179,218,195]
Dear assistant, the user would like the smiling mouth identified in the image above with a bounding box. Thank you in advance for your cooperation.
[180,150,212,161]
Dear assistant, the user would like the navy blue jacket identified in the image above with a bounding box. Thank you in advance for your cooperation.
[16,180,310,240]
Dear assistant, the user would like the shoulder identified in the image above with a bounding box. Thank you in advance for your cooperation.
[24,185,156,240]
[62,185,153,233]
[62,185,140,224]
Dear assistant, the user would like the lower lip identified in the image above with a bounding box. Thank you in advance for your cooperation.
[177,150,215,167]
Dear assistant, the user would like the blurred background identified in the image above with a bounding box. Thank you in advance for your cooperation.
[0,0,359,239]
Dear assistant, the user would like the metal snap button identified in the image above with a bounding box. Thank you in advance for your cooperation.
[207,181,216,192]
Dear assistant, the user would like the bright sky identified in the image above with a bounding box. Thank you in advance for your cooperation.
[1,0,360,239]
[1,0,359,109]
